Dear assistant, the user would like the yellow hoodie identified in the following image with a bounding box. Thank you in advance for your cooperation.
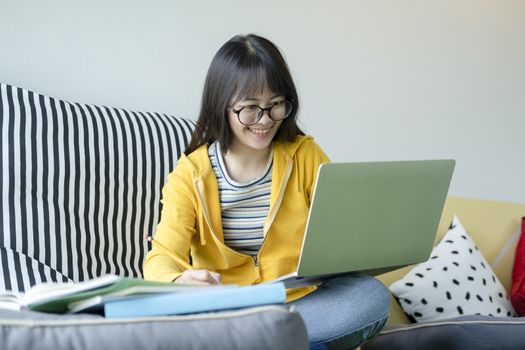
[143,135,330,301]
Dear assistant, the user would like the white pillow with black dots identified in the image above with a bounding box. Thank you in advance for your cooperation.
[390,215,517,323]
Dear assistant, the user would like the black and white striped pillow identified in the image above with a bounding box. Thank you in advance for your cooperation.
[0,83,194,293]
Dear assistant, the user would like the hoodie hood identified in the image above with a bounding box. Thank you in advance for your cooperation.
[179,135,313,178]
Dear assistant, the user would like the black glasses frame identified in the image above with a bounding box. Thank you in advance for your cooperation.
[231,100,293,126]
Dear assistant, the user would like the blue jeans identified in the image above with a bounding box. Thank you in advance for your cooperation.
[289,273,390,349]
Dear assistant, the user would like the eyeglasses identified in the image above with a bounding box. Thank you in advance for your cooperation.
[230,100,293,126]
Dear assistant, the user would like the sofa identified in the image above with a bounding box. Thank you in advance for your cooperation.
[0,83,309,349]
[4,82,523,350]
[364,197,525,349]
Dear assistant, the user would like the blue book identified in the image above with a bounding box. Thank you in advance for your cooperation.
[103,282,286,318]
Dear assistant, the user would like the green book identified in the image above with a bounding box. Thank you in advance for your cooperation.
[0,275,206,313]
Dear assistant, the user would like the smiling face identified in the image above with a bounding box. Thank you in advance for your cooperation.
[227,85,286,155]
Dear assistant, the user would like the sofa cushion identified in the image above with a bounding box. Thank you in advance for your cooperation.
[0,305,308,350]
[362,315,525,350]
[390,216,516,323]
[0,83,194,292]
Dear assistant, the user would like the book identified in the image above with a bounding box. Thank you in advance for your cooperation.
[102,282,287,318]
[67,283,237,314]
[0,275,119,312]
[0,275,208,313]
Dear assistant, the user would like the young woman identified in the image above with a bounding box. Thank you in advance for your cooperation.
[144,34,390,349]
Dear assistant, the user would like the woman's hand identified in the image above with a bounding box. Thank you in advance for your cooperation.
[173,269,222,285]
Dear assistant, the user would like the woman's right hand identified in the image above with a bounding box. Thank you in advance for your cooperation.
[173,269,222,285]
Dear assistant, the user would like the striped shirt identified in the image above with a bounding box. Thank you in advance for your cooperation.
[208,142,272,257]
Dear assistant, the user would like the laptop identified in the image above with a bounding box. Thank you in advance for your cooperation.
[272,159,455,288]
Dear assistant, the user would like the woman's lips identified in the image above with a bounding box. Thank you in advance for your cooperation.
[248,125,273,136]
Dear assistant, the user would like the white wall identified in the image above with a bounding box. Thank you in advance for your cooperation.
[1,0,524,203]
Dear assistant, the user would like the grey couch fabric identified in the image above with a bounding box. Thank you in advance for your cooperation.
[0,305,308,350]
[362,315,525,350]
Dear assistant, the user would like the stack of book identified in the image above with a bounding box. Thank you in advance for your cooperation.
[0,275,286,318]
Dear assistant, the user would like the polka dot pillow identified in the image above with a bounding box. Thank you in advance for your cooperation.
[390,215,517,323]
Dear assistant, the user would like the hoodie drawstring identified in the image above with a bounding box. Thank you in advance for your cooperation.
[197,204,207,245]
[194,179,207,245]
[295,157,301,192]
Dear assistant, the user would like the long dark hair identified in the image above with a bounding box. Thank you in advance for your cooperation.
[185,34,304,155]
